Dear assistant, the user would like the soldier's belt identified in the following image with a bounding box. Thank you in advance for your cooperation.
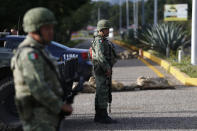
[92,60,99,65]
[16,96,42,107]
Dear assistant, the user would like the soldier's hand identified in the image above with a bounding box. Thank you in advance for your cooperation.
[106,69,112,76]
[61,103,73,113]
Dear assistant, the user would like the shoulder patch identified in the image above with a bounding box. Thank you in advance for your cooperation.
[28,52,38,60]
[99,39,103,43]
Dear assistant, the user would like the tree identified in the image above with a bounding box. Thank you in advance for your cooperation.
[57,2,93,42]
[0,0,91,42]
[88,2,111,26]
[88,1,134,30]
[88,0,192,33]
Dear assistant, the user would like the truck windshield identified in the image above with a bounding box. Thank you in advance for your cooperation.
[4,39,23,50]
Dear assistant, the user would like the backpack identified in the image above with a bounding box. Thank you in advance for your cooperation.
[89,40,96,61]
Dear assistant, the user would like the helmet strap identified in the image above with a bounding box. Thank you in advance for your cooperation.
[36,29,48,45]
[100,29,108,38]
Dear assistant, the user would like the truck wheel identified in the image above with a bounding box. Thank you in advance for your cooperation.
[0,77,14,100]
[0,77,22,131]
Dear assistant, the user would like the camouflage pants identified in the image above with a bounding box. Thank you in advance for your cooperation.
[23,121,57,131]
[94,71,110,109]
[16,101,59,131]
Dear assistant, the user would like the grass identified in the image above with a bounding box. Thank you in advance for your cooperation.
[64,39,84,48]
[167,56,197,78]
[148,50,197,78]
[151,52,197,78]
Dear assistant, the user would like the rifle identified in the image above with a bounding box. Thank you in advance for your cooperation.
[107,41,115,114]
[57,79,83,131]
[106,67,112,114]
[107,41,117,114]
[108,73,112,114]
[57,58,84,131]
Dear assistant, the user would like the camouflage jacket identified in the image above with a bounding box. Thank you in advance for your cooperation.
[91,35,117,72]
[11,35,63,124]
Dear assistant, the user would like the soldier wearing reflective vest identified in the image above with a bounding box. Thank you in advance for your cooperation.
[90,19,118,124]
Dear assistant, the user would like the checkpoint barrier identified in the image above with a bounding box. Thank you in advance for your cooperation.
[112,40,197,86]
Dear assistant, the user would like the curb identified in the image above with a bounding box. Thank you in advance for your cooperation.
[112,40,197,86]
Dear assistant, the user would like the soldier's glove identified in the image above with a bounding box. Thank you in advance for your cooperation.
[106,69,112,76]
[59,110,72,116]
[61,103,73,116]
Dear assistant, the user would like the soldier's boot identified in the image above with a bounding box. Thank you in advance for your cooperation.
[94,108,117,124]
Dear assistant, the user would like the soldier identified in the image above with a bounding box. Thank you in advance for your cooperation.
[90,19,118,124]
[11,7,73,131]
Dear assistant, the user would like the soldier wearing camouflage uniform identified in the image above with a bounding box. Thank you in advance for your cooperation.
[90,19,118,124]
[11,7,73,131]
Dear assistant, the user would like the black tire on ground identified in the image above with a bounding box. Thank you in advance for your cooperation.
[0,77,23,131]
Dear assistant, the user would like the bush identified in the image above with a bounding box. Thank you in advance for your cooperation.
[138,23,191,56]
[121,28,138,45]
[167,56,197,78]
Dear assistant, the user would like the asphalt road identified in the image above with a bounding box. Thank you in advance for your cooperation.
[60,38,197,131]
[62,87,197,131]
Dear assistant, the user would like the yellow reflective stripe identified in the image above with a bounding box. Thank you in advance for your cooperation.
[139,57,164,78]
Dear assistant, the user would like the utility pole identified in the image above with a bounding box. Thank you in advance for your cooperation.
[119,0,122,31]
[154,0,158,25]
[136,1,138,32]
[192,0,197,65]
[133,0,136,29]
[141,0,145,26]
[98,7,100,21]
[126,0,129,30]
[133,0,138,38]
[96,0,100,21]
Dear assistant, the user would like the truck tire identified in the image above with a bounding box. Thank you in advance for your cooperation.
[0,77,22,131]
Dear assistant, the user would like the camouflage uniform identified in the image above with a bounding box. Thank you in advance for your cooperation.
[11,35,64,131]
[92,35,117,109]
[90,19,117,124]
[11,7,64,131]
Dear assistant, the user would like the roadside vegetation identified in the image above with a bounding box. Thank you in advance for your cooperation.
[167,56,197,78]
[115,0,193,78]
[121,22,196,78]
[0,0,92,43]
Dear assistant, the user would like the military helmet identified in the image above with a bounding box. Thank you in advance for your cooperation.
[97,19,111,31]
[23,7,57,33]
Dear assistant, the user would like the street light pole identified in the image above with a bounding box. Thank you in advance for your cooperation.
[119,0,122,31]
[126,0,129,30]
[154,0,158,25]
[136,1,138,31]
[141,0,145,26]
[96,0,100,21]
[191,0,197,65]
[98,7,100,21]
[133,0,136,29]
[133,0,138,38]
